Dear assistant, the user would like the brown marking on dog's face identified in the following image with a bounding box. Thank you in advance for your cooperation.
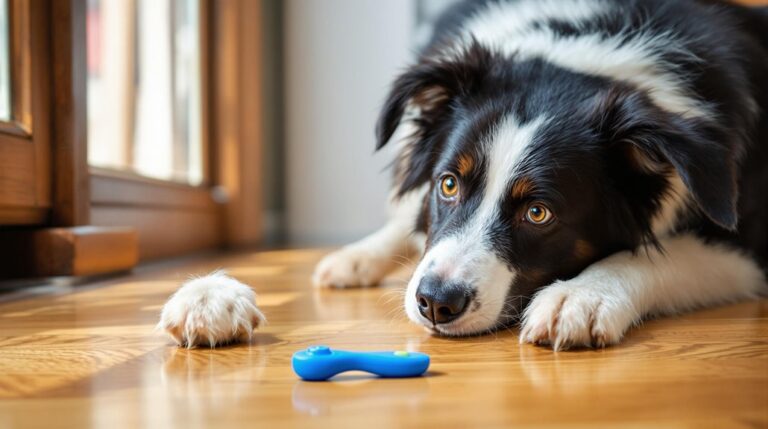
[511,177,534,199]
[457,153,475,177]
[572,239,595,260]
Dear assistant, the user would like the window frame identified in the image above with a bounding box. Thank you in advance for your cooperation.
[86,0,223,260]
[83,0,266,261]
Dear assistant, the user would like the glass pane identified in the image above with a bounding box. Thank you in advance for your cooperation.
[86,0,203,185]
[0,0,11,121]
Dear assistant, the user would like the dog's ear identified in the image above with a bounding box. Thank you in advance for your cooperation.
[375,69,450,151]
[375,40,493,149]
[593,87,739,230]
[376,41,494,196]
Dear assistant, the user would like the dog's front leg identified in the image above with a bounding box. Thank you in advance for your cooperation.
[312,185,427,288]
[520,234,765,351]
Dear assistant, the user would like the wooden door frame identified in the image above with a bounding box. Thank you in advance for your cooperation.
[50,0,89,227]
[0,0,51,225]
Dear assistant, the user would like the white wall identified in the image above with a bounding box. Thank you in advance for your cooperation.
[284,0,416,245]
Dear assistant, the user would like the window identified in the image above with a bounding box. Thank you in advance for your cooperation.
[0,0,265,279]
[86,0,203,185]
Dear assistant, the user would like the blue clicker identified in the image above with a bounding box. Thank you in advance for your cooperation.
[292,345,431,381]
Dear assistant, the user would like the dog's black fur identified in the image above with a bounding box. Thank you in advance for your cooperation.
[377,0,768,312]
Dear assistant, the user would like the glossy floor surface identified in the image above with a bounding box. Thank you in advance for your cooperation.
[0,249,766,429]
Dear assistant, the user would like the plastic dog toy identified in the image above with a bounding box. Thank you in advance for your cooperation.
[292,345,430,381]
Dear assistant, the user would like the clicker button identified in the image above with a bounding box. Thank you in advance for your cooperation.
[308,345,331,355]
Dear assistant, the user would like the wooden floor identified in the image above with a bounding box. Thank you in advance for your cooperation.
[0,249,766,429]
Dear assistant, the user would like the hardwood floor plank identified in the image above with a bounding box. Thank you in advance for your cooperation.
[0,249,765,428]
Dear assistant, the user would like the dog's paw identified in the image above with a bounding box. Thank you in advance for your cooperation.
[158,272,266,348]
[519,280,638,351]
[312,246,393,288]
[312,245,393,288]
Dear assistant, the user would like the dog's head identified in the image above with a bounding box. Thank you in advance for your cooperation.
[377,43,739,336]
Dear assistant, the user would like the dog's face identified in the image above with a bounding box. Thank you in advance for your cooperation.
[377,44,737,336]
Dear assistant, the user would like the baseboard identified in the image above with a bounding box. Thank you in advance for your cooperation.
[0,226,138,279]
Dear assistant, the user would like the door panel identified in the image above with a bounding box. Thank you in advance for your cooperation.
[0,0,51,225]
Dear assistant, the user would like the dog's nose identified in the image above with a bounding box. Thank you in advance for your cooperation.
[415,276,470,325]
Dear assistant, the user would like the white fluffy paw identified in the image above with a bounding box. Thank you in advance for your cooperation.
[158,272,266,348]
[312,246,393,288]
[519,281,638,351]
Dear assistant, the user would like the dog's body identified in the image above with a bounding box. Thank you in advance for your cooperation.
[314,0,768,348]
[162,0,768,349]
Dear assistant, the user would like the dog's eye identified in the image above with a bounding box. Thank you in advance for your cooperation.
[439,174,460,200]
[525,204,553,225]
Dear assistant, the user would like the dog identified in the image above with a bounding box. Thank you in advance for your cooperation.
[160,0,768,350]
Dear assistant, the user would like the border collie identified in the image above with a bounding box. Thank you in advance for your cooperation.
[160,0,767,350]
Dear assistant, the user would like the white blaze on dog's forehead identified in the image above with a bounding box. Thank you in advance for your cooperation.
[482,116,546,218]
[458,0,712,119]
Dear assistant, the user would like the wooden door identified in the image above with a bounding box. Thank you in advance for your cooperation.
[0,0,50,225]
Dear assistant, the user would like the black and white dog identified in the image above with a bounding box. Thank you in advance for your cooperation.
[161,0,768,350]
